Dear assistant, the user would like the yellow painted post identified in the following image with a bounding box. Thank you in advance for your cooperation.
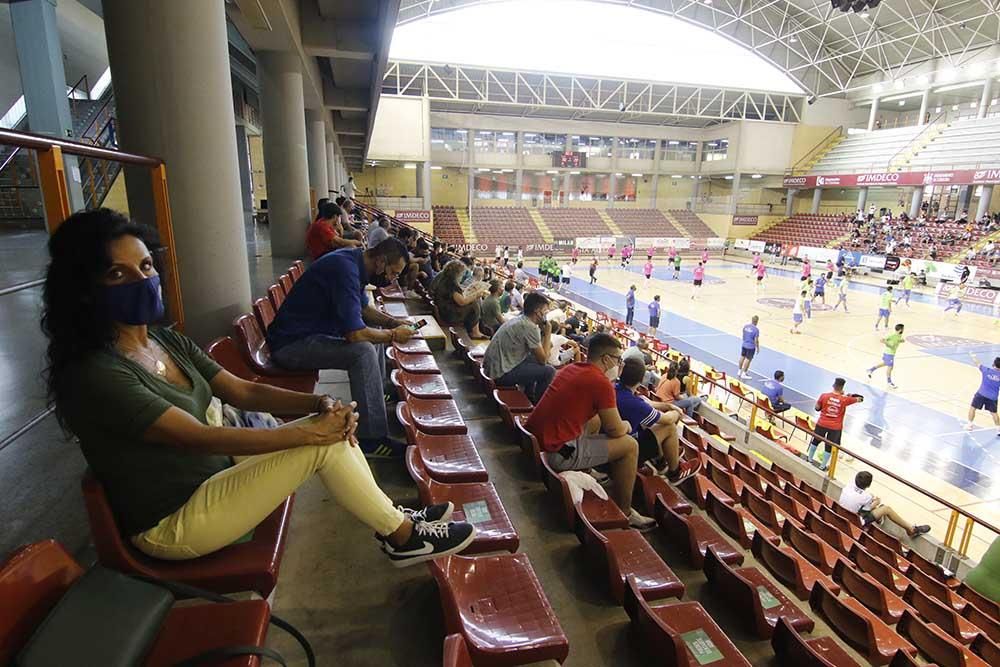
[149,163,185,332]
[749,403,758,433]
[958,517,975,557]
[943,510,960,549]
[36,146,72,234]
[827,446,839,478]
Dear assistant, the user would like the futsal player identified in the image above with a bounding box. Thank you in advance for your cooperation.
[738,315,759,379]
[644,259,654,282]
[805,377,864,470]
[801,257,812,282]
[750,252,760,278]
[813,272,829,305]
[803,278,814,319]
[790,290,806,334]
[589,258,598,284]
[672,254,681,280]
[691,262,705,299]
[944,284,966,316]
[701,247,709,265]
[754,260,767,292]
[966,354,1000,435]
[648,295,661,332]
[875,286,893,330]
[832,272,850,312]
[895,272,914,306]
[625,285,636,326]
[867,323,904,389]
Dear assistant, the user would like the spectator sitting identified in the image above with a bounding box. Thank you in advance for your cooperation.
[480,279,504,335]
[525,333,655,529]
[305,202,361,260]
[564,309,588,342]
[509,281,524,313]
[430,259,489,339]
[483,292,556,403]
[43,209,475,568]
[838,471,930,537]
[616,358,701,483]
[622,337,661,387]
[760,370,791,414]
[654,362,702,417]
[514,261,529,284]
[367,215,390,247]
[964,536,1000,604]
[269,238,416,457]
[499,280,515,314]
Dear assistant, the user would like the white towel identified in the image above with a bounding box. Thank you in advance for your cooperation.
[560,470,609,505]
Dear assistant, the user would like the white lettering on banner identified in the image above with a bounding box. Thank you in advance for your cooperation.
[937,283,998,307]
[856,173,900,185]
[733,239,751,250]
[394,209,432,223]
[783,176,807,186]
[815,176,842,187]
[731,215,759,226]
[708,238,725,249]
[747,240,766,253]
[860,254,887,269]
[575,236,616,250]
[454,243,489,253]
[973,169,1000,183]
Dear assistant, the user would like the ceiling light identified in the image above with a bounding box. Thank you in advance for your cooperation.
[894,80,904,90]
[631,173,643,177]
[403,163,417,169]
[751,174,763,179]
[898,100,905,106]
[917,75,929,86]
[477,168,491,172]
[724,175,734,180]
[952,105,960,110]
[614,172,623,176]
[789,36,797,43]
[935,106,942,113]
[970,63,985,76]
[934,81,985,93]
[704,0,712,4]
[569,170,581,175]
[546,170,559,174]
[970,102,977,108]
[873,83,883,93]
[668,140,679,145]
[502,132,515,136]
[430,166,442,170]
[859,11,869,19]
[671,175,683,178]
[940,68,958,82]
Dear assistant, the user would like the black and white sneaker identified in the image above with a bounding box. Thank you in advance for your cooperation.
[383,520,477,568]
[401,502,454,524]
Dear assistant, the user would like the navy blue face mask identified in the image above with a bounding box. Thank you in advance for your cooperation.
[99,275,165,325]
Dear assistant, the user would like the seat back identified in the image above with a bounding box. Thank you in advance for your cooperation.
[859,531,903,567]
[205,336,258,381]
[897,610,979,667]
[908,567,956,609]
[253,296,276,331]
[81,471,151,577]
[832,501,865,528]
[962,603,1000,643]
[404,447,433,502]
[706,489,747,545]
[770,462,797,485]
[0,541,84,664]
[958,583,1000,621]
[513,416,543,472]
[798,480,829,507]
[706,446,733,471]
[751,531,802,590]
[287,264,303,282]
[851,544,907,592]
[783,520,828,570]
[267,283,285,311]
[292,259,305,277]
[278,273,293,296]
[971,634,1000,665]
[907,550,957,586]
[477,365,496,392]
[706,459,739,498]
[809,582,876,656]
[233,313,273,373]
[443,634,473,667]
[820,505,859,537]
[702,547,757,621]
[771,616,848,667]
[903,584,961,638]
[833,558,892,619]
[395,402,418,445]
[868,524,906,556]
[734,461,765,494]
[788,484,821,513]
[741,487,779,529]
[756,464,785,491]
[806,512,852,555]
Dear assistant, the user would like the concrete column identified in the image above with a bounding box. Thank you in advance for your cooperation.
[867,96,880,131]
[909,186,925,219]
[811,187,823,215]
[416,162,431,208]
[515,169,523,202]
[785,189,797,217]
[467,135,475,213]
[561,134,572,203]
[103,0,252,342]
[650,174,660,209]
[608,137,619,207]
[978,78,993,120]
[976,185,994,221]
[857,187,869,211]
[957,186,972,214]
[10,0,85,214]
[729,172,741,215]
[325,140,337,197]
[650,139,661,208]
[691,177,701,209]
[304,109,328,207]
[258,51,311,257]
[918,88,931,125]
[234,123,254,220]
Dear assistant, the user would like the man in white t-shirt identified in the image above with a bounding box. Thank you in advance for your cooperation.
[342,176,356,200]
[513,262,529,284]
[838,471,930,537]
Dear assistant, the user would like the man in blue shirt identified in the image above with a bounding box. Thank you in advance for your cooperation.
[625,285,636,326]
[967,354,1000,435]
[648,295,662,331]
[615,358,700,483]
[738,315,759,379]
[760,370,791,414]
[269,239,416,457]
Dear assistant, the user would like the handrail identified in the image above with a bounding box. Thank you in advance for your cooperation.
[67,73,89,102]
[492,267,1000,553]
[0,278,44,297]
[889,110,947,169]
[78,94,115,144]
[0,146,21,174]
[0,128,161,166]
[787,125,843,175]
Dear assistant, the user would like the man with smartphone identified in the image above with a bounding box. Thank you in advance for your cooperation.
[483,292,555,403]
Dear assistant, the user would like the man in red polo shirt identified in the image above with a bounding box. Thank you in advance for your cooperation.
[306,202,361,260]
[805,377,864,471]
[526,333,654,529]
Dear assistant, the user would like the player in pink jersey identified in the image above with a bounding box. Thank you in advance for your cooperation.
[755,260,767,292]
[691,262,705,299]
[701,248,709,264]
[644,260,654,282]
[647,245,656,260]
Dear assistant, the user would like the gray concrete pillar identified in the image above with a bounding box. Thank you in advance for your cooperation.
[234,123,254,219]
[650,139,661,208]
[729,172,741,215]
[868,96,880,131]
[650,174,660,208]
[416,161,431,208]
[515,168,523,202]
[978,79,993,120]
[957,186,972,215]
[325,140,337,197]
[918,88,931,125]
[786,189,797,217]
[103,0,252,343]
[11,0,85,213]
[258,51,311,257]
[811,187,823,215]
[909,186,925,220]
[561,134,572,203]
[608,137,619,208]
[976,185,994,221]
[857,187,869,211]
[305,109,328,206]
[691,177,701,209]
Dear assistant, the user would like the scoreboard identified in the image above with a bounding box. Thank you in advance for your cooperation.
[552,151,587,168]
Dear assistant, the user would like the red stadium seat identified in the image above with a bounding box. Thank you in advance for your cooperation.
[267,283,285,311]
[806,511,859,556]
[751,531,839,601]
[232,314,317,392]
[633,470,693,517]
[390,369,452,400]
[540,456,628,536]
[820,504,863,541]
[705,489,779,549]
[908,568,966,613]
[678,472,734,510]
[957,583,1000,622]
[278,273,293,297]
[393,338,432,355]
[810,581,918,666]
[896,610,989,666]
[783,519,843,575]
[206,336,260,382]
[832,558,913,625]
[903,584,980,645]
[962,602,1000,643]
[493,388,533,430]
[253,296,276,331]
[443,634,473,667]
[741,486,793,534]
[906,550,961,589]
[578,507,684,605]
[971,633,1000,665]
[81,472,292,598]
[410,430,488,483]
[398,397,467,435]
[850,544,913,597]
[859,532,912,575]
[771,616,862,667]
[430,554,569,667]
[655,495,743,569]
[386,348,441,374]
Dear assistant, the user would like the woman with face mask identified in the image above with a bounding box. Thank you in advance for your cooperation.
[429,259,489,339]
[42,209,475,568]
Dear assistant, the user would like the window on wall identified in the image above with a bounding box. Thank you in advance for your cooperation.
[522,132,566,155]
[702,139,729,161]
[616,138,656,160]
[473,130,517,154]
[473,169,516,199]
[661,139,697,162]
[571,135,613,157]
[430,127,467,152]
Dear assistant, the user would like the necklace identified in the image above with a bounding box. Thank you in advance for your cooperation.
[122,343,167,376]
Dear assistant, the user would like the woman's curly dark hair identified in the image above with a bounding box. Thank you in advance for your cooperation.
[41,208,159,426]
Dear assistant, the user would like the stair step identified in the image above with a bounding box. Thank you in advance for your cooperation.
[528,209,554,242]
[597,210,622,235]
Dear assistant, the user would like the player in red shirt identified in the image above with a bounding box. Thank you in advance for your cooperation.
[805,377,863,470]
[525,333,655,529]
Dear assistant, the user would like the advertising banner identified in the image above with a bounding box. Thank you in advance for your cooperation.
[732,215,759,226]
[782,168,1000,189]
[393,209,432,224]
[733,239,750,250]
[575,236,616,250]
[526,239,576,253]
[708,237,726,250]
[838,250,862,267]
[860,254,887,269]
[747,240,766,253]
[937,282,999,308]
[454,243,491,253]
[884,255,901,272]
[796,246,840,264]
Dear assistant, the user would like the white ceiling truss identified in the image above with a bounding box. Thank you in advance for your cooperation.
[384,60,806,126]
[397,0,1000,97]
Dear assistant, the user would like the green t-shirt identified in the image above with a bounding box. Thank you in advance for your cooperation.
[902,275,914,290]
[880,292,892,309]
[883,332,903,355]
[481,295,503,331]
[674,256,682,268]
[965,536,1000,603]
[499,292,511,314]
[60,327,230,536]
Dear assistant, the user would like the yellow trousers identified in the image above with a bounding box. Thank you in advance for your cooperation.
[132,441,406,560]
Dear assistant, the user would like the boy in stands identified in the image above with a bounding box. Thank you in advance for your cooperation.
[525,333,656,529]
[805,377,864,471]
[839,471,930,537]
[738,315,759,379]
[966,354,1000,435]
[875,286,893,330]
[867,323,904,389]
[691,262,705,299]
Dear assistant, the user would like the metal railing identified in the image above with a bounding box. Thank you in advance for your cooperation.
[786,125,844,176]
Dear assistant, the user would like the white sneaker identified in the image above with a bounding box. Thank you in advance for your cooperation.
[963,422,974,431]
[628,508,656,532]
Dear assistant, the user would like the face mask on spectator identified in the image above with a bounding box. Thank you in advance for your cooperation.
[604,355,620,381]
[99,275,164,325]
